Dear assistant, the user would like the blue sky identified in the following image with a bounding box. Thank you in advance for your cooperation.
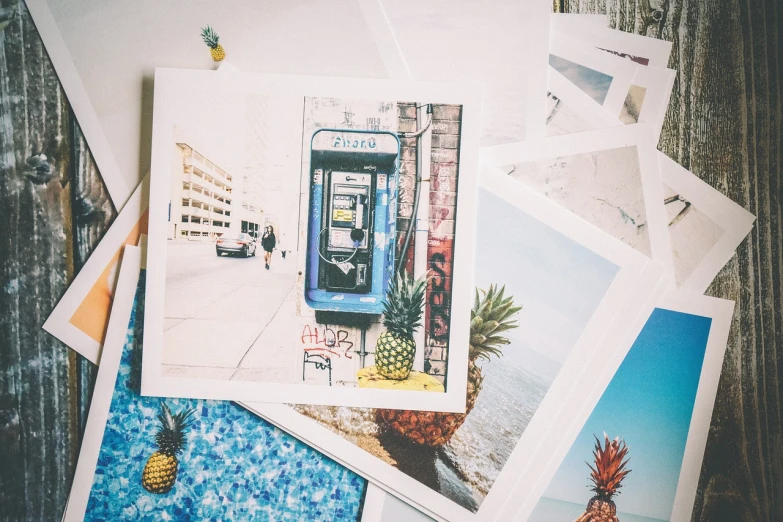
[474,189,619,364]
[549,54,613,105]
[538,308,713,521]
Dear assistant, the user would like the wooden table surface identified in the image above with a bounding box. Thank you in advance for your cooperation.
[0,0,780,520]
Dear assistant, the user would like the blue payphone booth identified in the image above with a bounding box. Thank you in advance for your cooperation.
[305,129,400,316]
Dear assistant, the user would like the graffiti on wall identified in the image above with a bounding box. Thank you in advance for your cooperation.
[426,237,454,333]
[428,251,451,343]
[300,324,356,386]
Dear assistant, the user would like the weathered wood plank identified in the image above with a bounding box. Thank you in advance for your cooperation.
[560,0,783,520]
[0,1,115,520]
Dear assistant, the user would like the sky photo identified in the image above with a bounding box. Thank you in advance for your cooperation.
[474,189,620,364]
[531,308,713,521]
[549,54,613,105]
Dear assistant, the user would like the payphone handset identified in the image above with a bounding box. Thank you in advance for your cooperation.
[306,129,400,315]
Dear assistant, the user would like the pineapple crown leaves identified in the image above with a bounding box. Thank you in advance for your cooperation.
[154,402,196,456]
[469,284,522,361]
[586,434,632,500]
[200,26,220,49]
[381,271,428,339]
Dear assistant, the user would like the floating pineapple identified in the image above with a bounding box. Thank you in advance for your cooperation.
[575,435,632,522]
[200,26,226,62]
[376,284,521,446]
[141,402,196,494]
[374,272,427,380]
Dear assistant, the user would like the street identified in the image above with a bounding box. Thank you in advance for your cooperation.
[162,240,297,383]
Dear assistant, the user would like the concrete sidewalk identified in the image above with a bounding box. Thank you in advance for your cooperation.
[161,240,298,383]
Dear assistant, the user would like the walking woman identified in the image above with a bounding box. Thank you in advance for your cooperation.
[261,226,276,270]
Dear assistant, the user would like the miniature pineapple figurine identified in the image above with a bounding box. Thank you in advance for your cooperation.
[374,272,427,380]
[141,402,196,494]
[201,26,226,62]
[575,435,632,522]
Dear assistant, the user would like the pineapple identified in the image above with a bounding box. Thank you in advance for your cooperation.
[141,402,196,494]
[575,435,632,522]
[374,272,427,380]
[201,26,226,62]
[376,285,521,446]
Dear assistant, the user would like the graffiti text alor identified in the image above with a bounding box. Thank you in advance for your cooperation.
[301,324,355,359]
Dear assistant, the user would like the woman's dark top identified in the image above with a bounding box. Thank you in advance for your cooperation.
[261,232,276,253]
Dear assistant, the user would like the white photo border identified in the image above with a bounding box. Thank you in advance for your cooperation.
[356,0,412,80]
[550,12,608,29]
[141,68,481,412]
[631,65,677,141]
[480,123,676,277]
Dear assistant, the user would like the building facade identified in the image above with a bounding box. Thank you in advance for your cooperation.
[169,142,235,240]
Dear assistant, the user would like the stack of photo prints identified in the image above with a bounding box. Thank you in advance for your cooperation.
[33,2,755,521]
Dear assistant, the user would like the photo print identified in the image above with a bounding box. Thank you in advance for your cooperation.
[142,69,481,411]
[537,90,751,293]
[658,153,755,292]
[546,67,623,136]
[64,246,371,521]
[246,166,662,522]
[503,292,734,521]
[480,124,674,274]
[548,33,637,115]
[43,175,150,363]
[549,19,675,141]
[360,0,550,139]
[550,18,673,68]
[618,66,676,141]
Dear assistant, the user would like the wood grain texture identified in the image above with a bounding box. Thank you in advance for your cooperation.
[0,1,115,520]
[560,1,783,520]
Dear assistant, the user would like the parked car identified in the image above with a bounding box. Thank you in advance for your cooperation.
[216,233,257,257]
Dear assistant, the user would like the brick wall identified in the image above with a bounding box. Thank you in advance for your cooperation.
[390,103,461,386]
[395,102,418,274]
[424,104,461,385]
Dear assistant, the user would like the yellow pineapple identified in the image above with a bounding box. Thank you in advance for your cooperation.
[201,26,226,62]
[575,435,632,522]
[141,402,195,494]
[376,285,521,446]
[374,272,427,380]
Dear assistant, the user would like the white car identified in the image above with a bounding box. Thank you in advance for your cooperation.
[216,233,257,258]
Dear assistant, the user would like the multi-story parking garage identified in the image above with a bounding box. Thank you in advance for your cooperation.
[169,142,235,240]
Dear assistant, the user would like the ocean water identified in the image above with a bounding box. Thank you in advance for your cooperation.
[531,497,667,522]
[437,339,561,510]
[84,275,365,521]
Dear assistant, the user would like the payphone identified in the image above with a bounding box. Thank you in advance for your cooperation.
[305,129,400,315]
